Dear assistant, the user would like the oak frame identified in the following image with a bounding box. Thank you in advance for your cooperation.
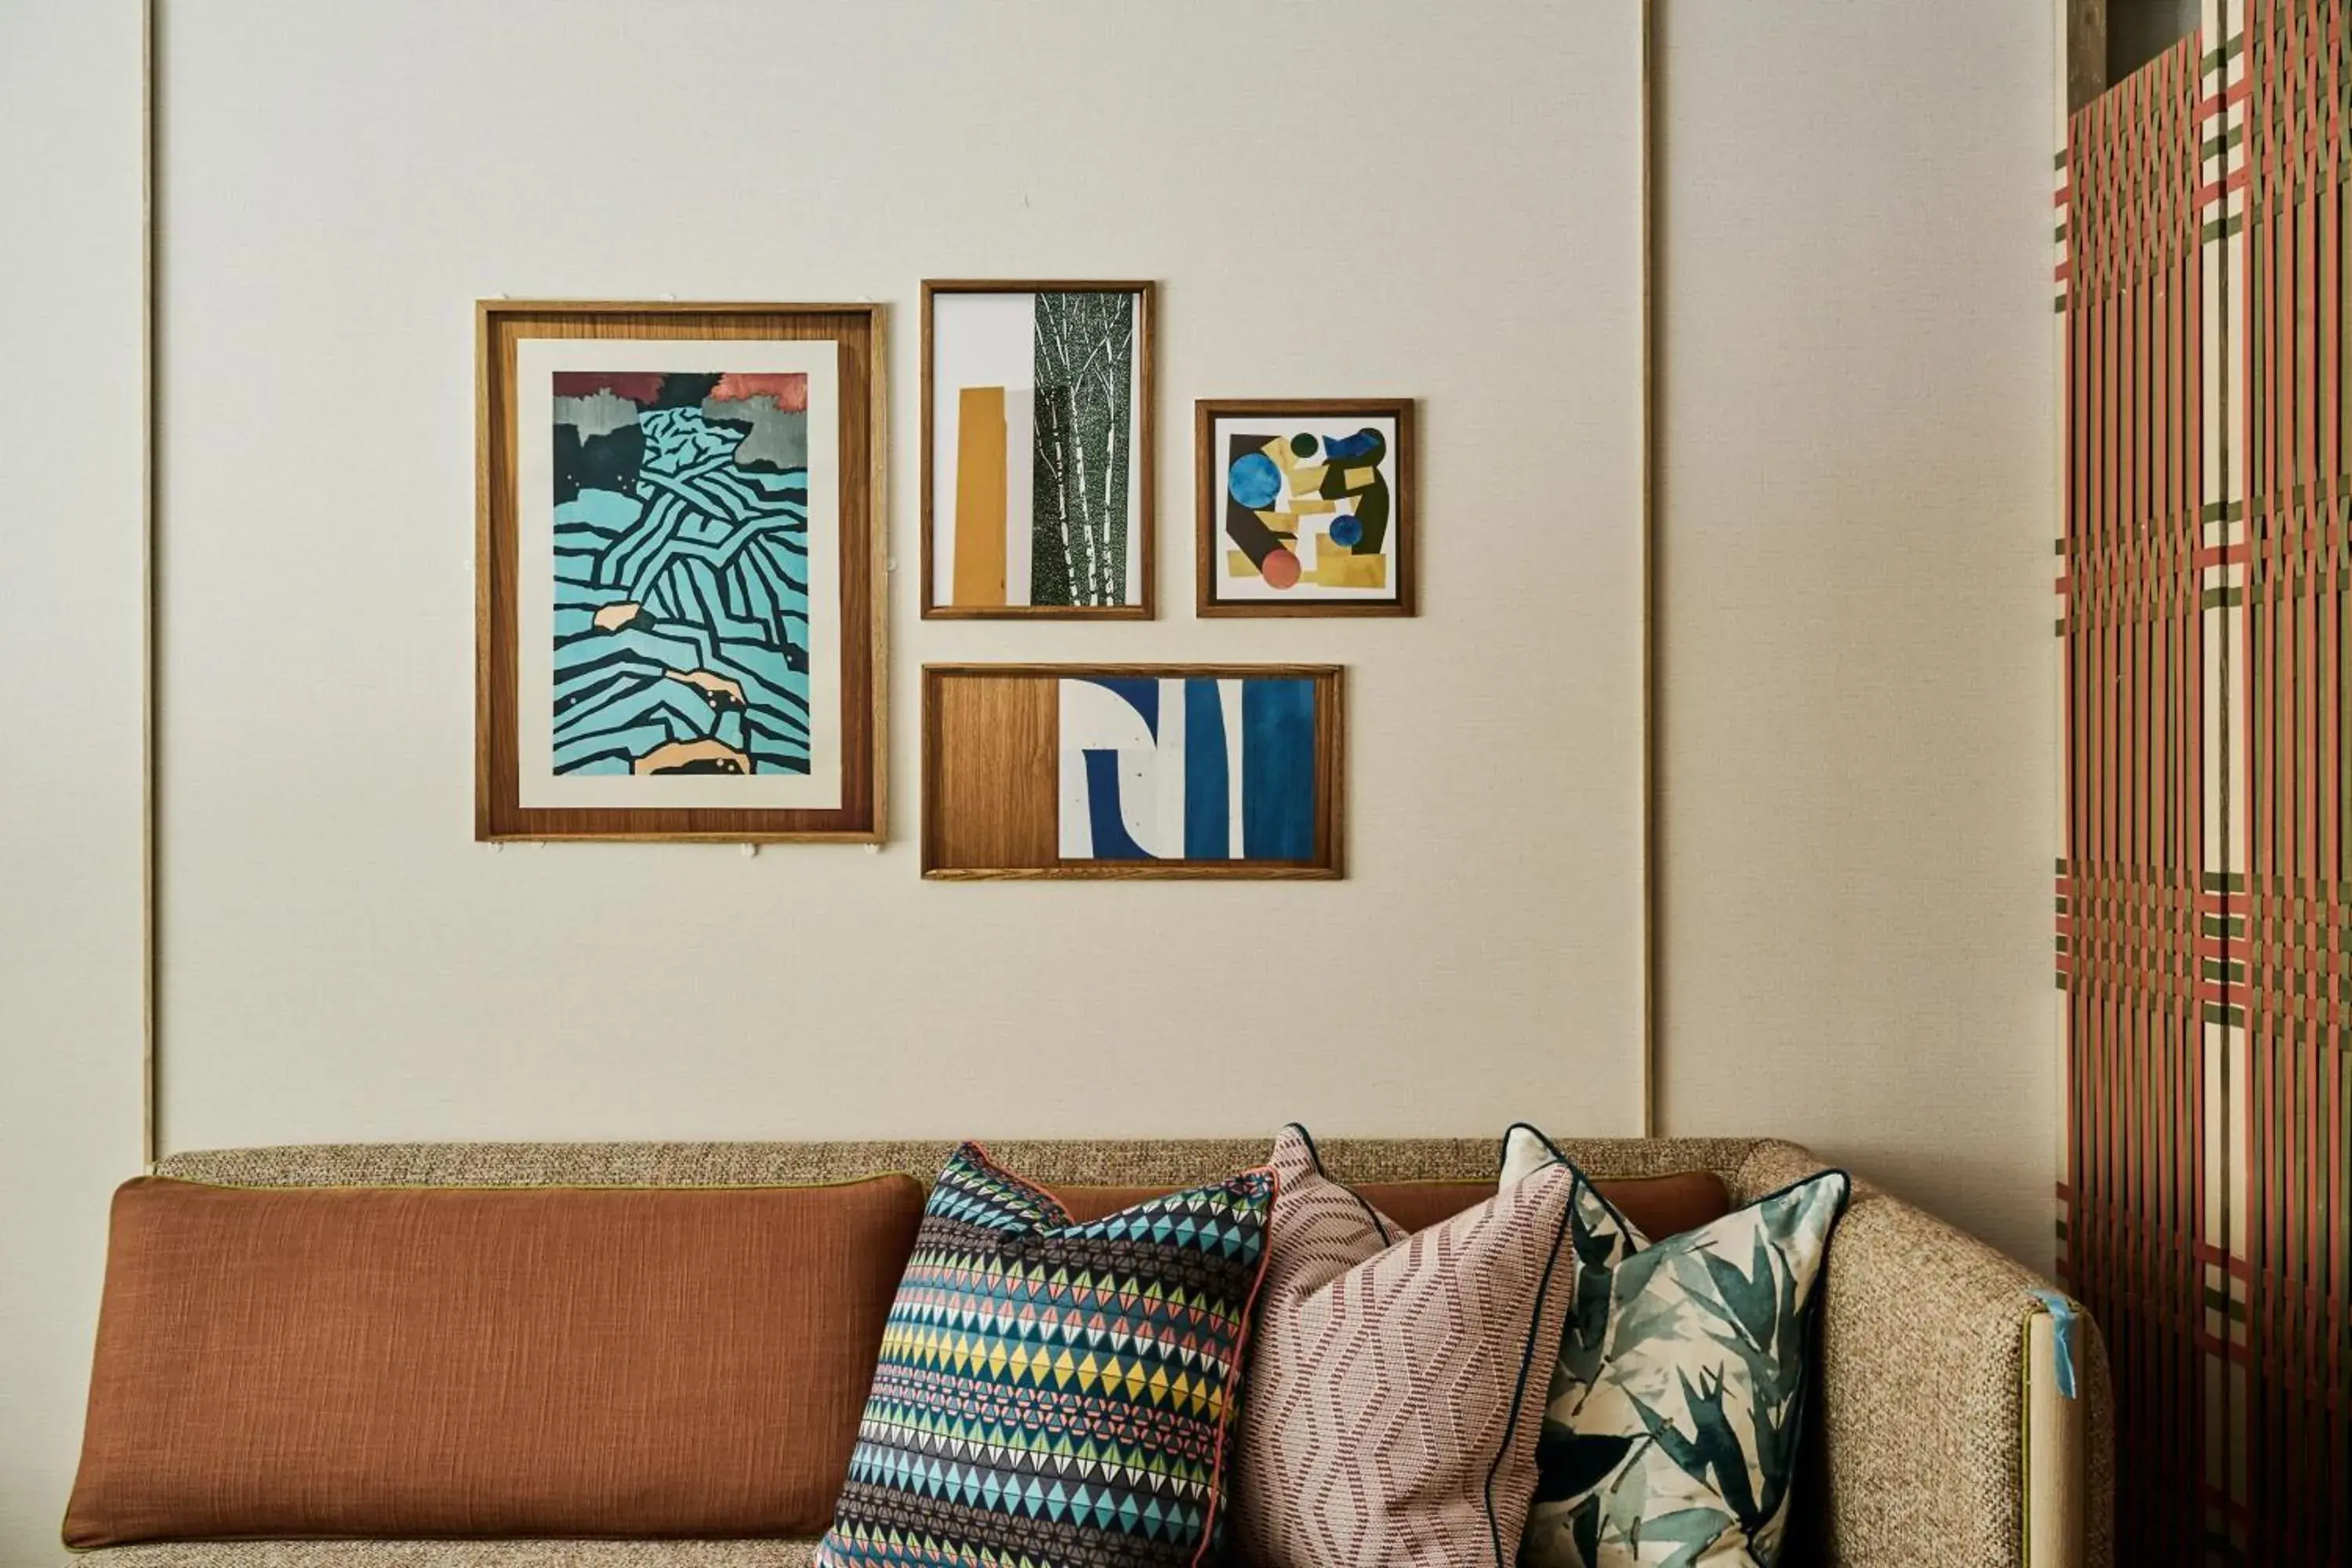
[474,299,888,842]
[920,663,1344,880]
[1193,397,1417,618]
[919,280,1157,620]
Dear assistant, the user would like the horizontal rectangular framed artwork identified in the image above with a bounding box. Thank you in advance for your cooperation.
[921,664,1344,880]
[921,281,1156,619]
[1196,398,1415,616]
[475,300,887,841]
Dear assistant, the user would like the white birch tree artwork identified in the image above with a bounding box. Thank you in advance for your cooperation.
[1030,291,1135,607]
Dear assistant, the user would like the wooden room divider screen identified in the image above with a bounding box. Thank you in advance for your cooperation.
[2059,3,2350,1561]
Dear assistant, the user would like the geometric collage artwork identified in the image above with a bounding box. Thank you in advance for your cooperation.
[550,368,815,778]
[1058,675,1316,862]
[1202,403,1409,610]
[928,285,1149,614]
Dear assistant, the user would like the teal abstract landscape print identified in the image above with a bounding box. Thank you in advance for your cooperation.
[550,369,812,779]
[1503,1129,1847,1568]
[514,334,842,815]
[815,1144,1274,1568]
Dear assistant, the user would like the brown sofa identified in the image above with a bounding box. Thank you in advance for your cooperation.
[64,1136,2112,1568]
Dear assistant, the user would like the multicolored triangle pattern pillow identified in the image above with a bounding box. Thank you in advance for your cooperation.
[815,1143,1274,1568]
[1501,1126,1848,1568]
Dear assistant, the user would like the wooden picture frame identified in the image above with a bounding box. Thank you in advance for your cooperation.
[475,299,887,841]
[921,281,1156,619]
[922,664,1343,880]
[1195,397,1416,617]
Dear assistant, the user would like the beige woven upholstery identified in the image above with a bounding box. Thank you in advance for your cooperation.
[68,1138,2111,1568]
[76,1550,823,1568]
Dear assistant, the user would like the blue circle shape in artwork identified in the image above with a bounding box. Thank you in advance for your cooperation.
[1228,452,1283,509]
[1329,513,1364,548]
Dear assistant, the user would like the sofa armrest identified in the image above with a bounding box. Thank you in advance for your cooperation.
[1730,1143,2113,1568]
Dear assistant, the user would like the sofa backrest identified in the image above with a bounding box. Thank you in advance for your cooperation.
[71,1136,1773,1552]
[148,1134,1771,1192]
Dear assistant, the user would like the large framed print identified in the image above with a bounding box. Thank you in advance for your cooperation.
[476,301,885,840]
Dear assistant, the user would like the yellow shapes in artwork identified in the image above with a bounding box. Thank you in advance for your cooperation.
[1227,550,1262,577]
[1312,550,1389,589]
[1287,462,1331,492]
[952,385,1009,607]
[633,739,750,775]
[664,668,746,706]
[1342,465,1377,488]
[1252,512,1298,539]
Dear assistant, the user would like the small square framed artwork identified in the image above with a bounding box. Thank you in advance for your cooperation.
[923,281,1156,619]
[1196,398,1415,616]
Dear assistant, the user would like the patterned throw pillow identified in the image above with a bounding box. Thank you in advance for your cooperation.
[815,1144,1274,1568]
[1231,1124,1580,1568]
[1501,1127,1848,1568]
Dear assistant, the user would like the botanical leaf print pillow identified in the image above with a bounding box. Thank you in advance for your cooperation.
[1501,1126,1848,1568]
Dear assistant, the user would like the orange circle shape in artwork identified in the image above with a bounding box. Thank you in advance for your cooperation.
[1260,547,1301,590]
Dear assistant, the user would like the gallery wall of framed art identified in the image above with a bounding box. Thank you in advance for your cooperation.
[139,2,1650,1171]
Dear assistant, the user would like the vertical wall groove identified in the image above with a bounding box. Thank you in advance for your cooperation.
[2067,2,2352,1559]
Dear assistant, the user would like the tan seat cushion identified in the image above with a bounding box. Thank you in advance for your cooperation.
[65,1175,927,1548]
[1054,1169,1729,1240]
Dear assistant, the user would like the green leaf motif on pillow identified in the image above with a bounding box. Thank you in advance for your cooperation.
[1515,1164,1848,1568]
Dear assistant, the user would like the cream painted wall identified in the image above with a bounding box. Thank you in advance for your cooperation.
[1657,4,2059,1270]
[154,2,1647,1148]
[0,5,2063,1563]
[0,3,148,1564]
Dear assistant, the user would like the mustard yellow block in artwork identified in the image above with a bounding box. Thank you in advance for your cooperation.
[1343,466,1376,488]
[1289,463,1330,492]
[1312,551,1388,589]
[1252,512,1299,540]
[1228,550,1261,577]
[951,386,1009,607]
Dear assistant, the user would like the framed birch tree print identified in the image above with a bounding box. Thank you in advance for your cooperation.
[475,300,887,841]
[921,281,1155,619]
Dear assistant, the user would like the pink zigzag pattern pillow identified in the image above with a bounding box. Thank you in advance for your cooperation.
[1232,1124,1579,1568]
